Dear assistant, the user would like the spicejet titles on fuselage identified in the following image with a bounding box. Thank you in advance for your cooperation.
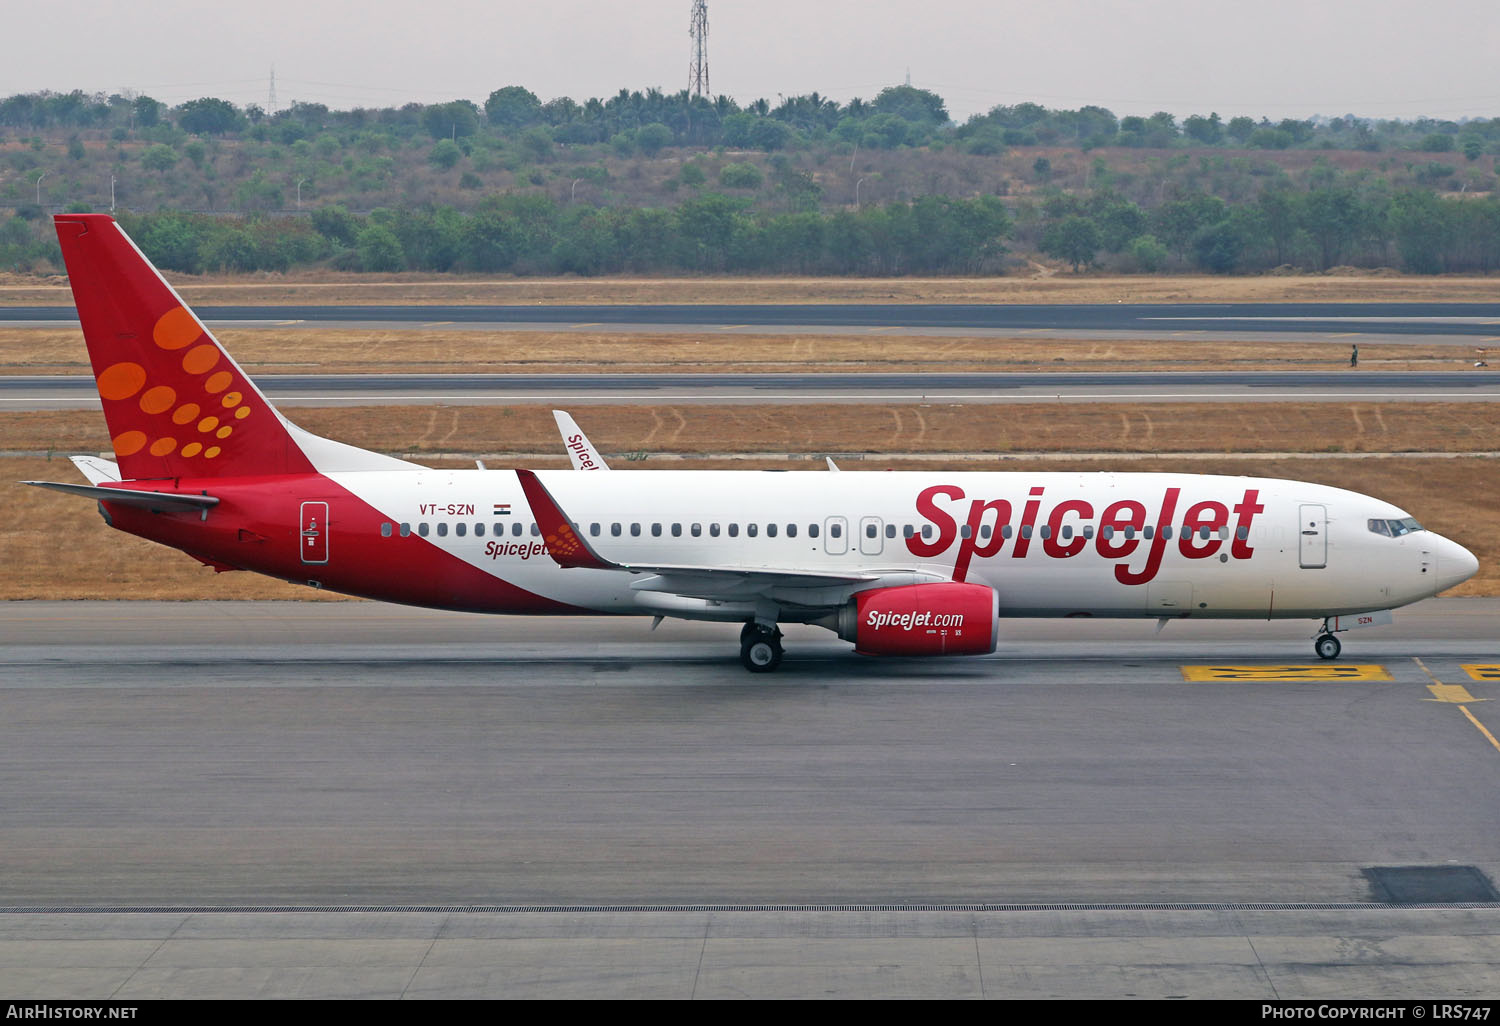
[907,484,1265,585]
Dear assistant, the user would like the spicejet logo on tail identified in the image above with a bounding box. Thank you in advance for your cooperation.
[906,484,1265,585]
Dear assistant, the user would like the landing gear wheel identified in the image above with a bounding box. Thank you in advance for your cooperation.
[740,621,758,647]
[740,630,784,673]
[1314,633,1341,660]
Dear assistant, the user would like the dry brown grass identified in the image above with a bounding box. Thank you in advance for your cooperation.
[0,327,1483,376]
[4,271,1499,307]
[4,403,1497,599]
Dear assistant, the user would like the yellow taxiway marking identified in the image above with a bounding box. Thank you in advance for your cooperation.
[421,321,453,327]
[570,322,602,328]
[1181,664,1392,682]
[1329,332,1361,338]
[273,319,302,326]
[1460,664,1500,681]
[1413,658,1500,755]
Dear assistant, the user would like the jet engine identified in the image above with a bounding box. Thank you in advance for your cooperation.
[830,582,999,656]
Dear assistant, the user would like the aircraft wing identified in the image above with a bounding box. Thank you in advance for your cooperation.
[514,468,940,608]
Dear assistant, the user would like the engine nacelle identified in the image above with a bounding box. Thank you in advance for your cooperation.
[835,582,999,657]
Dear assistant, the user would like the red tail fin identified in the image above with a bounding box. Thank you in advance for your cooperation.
[54,214,315,480]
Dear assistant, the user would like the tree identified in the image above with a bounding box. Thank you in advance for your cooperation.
[636,122,672,156]
[428,139,462,170]
[871,85,948,125]
[355,225,405,271]
[485,86,542,131]
[176,97,245,135]
[1040,215,1100,271]
[421,101,479,141]
[140,143,178,173]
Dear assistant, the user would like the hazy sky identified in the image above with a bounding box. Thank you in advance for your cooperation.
[6,0,1498,122]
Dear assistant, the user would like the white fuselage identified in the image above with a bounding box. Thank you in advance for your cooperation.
[329,469,1471,621]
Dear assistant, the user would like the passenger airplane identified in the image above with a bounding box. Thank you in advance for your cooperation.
[26,215,1479,671]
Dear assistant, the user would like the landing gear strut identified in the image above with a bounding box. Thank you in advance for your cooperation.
[740,623,784,673]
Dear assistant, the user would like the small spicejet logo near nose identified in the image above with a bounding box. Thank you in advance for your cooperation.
[907,484,1265,585]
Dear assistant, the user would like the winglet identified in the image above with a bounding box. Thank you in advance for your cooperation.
[553,410,611,470]
[515,469,616,571]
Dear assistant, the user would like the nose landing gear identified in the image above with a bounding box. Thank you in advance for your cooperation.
[1314,632,1342,660]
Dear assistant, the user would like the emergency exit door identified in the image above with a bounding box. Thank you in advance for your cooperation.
[300,501,329,564]
[1298,503,1326,569]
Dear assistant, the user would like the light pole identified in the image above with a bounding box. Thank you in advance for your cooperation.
[296,179,308,209]
[109,174,116,213]
[855,177,865,210]
[571,178,581,203]
[35,170,46,207]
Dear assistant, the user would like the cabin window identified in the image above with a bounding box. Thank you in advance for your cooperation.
[787,523,797,538]
[1021,525,1032,539]
[437,523,448,537]
[455,523,466,537]
[919,525,930,540]
[903,524,915,538]
[709,523,720,537]
[1162,526,1173,540]
[1082,525,1093,539]
[979,524,991,540]
[512,522,522,537]
[1199,526,1212,539]
[589,523,600,537]
[631,523,641,537]
[671,523,682,537]
[808,524,819,538]
[748,523,758,537]
[652,523,662,537]
[611,523,622,537]
[1237,525,1249,540]
[380,522,392,537]
[1142,526,1153,540]
[767,523,778,538]
[831,523,843,539]
[1124,527,1136,540]
[728,523,739,538]
[885,524,896,539]
[1060,525,1072,540]
[400,523,411,537]
[1100,525,1113,539]
[418,523,430,537]
[475,523,485,537]
[691,523,702,537]
[530,523,541,537]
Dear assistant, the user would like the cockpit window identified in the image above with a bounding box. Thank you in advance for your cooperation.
[1368,517,1423,537]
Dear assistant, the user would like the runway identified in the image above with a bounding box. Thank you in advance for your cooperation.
[3,599,1499,997]
[6,370,1500,409]
[7,300,1500,337]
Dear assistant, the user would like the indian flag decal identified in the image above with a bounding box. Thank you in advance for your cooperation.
[494,503,511,515]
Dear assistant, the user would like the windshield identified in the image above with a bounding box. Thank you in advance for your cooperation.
[1368,517,1424,537]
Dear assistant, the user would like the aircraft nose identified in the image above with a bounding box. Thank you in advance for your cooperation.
[1434,534,1480,593]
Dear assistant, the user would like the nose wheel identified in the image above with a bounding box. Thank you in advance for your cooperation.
[1314,632,1341,660]
[740,623,784,673]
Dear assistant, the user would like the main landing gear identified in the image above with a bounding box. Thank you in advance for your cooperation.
[740,622,784,673]
[1314,618,1342,661]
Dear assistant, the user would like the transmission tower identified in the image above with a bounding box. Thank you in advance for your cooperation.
[689,1,709,98]
[268,65,278,114]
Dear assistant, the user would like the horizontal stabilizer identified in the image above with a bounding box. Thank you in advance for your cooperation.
[23,480,218,513]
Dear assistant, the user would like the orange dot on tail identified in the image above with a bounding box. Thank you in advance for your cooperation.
[149,437,177,457]
[216,426,233,439]
[97,362,146,401]
[182,344,220,376]
[172,403,200,425]
[181,442,203,458]
[220,391,243,408]
[205,371,232,394]
[154,307,202,350]
[198,416,219,433]
[234,406,251,420]
[112,430,147,456]
[139,385,176,415]
[204,447,221,459]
